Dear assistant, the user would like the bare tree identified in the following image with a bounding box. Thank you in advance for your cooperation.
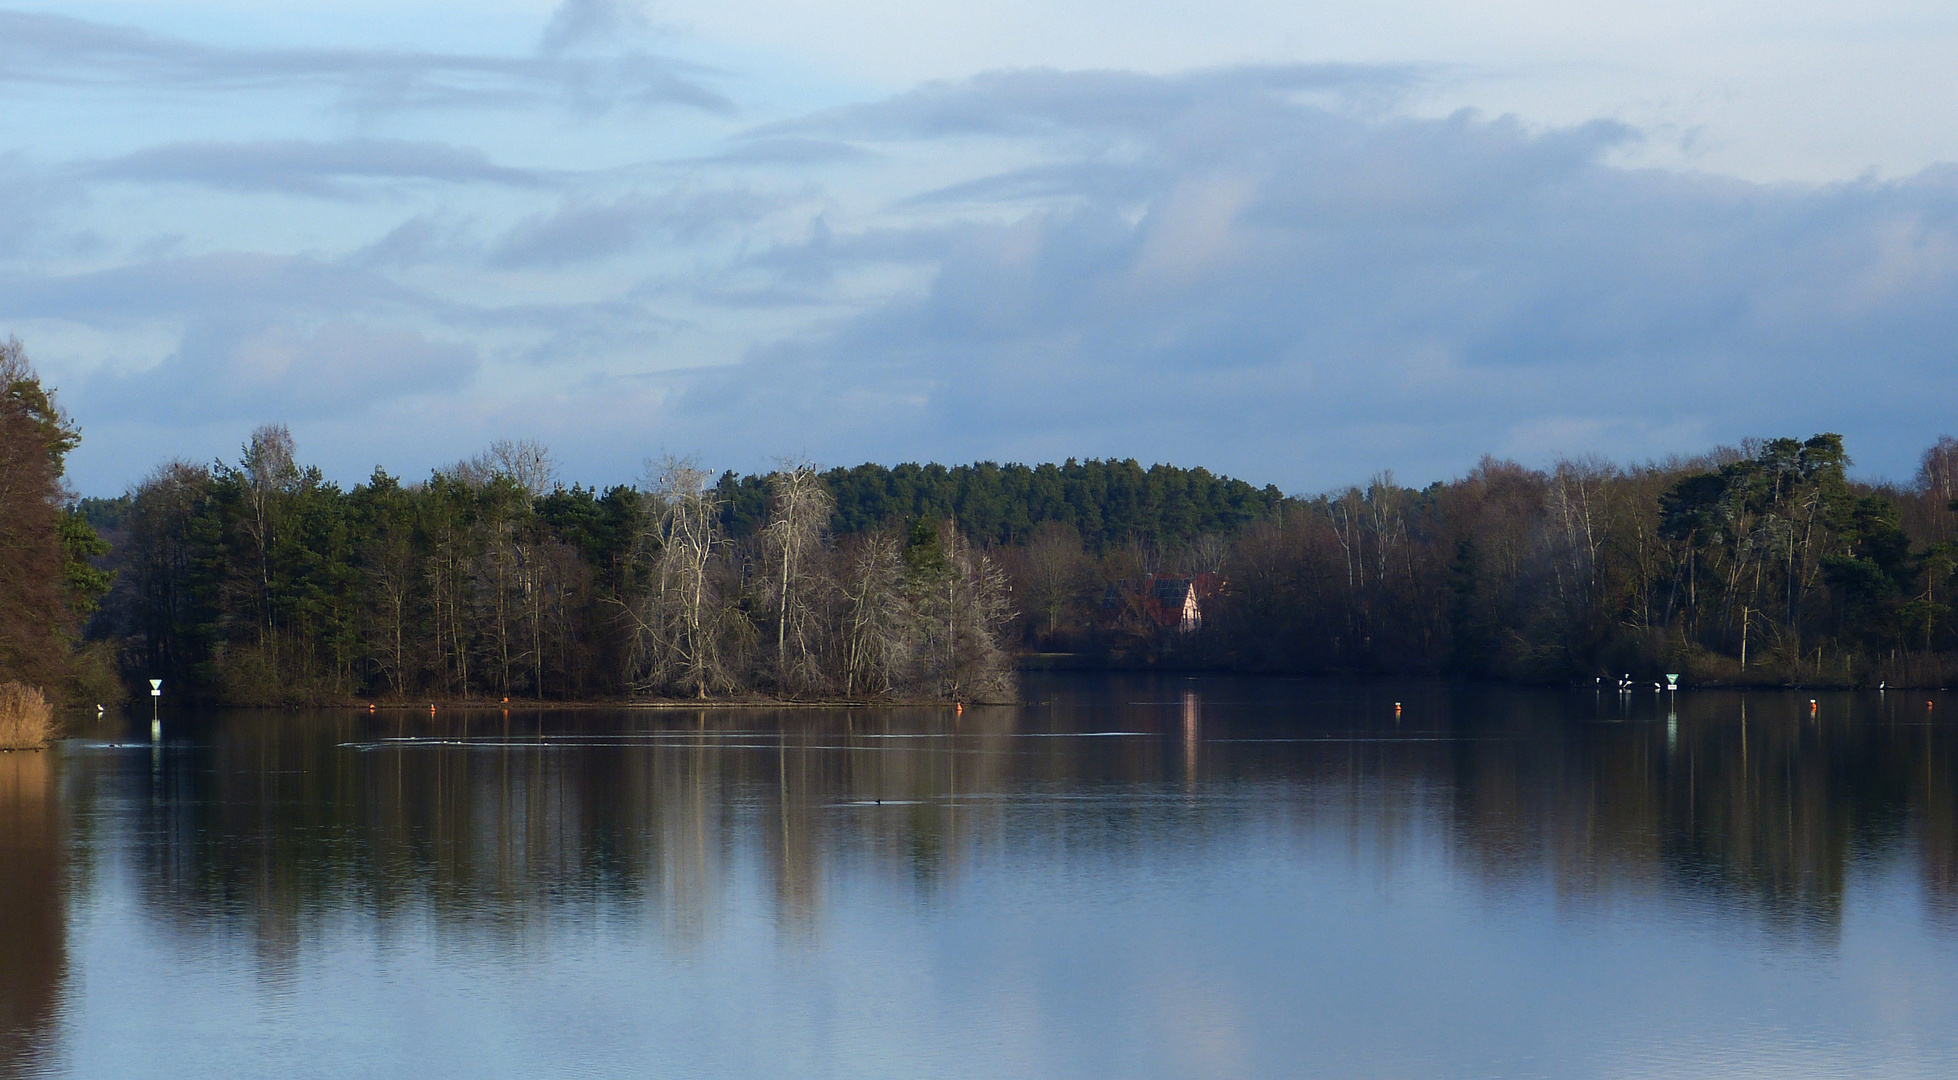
[453,439,557,504]
[1188,532,1231,575]
[628,457,731,698]
[836,532,908,697]
[0,336,23,386]
[238,424,298,637]
[905,523,1014,700]
[762,462,834,694]
[1546,456,1615,616]
[941,529,1015,699]
[1019,522,1091,642]
[1917,436,1958,544]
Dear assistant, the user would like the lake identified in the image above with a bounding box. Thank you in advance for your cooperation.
[5,673,1958,1078]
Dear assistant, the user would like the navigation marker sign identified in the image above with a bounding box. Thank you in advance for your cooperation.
[1665,674,1679,690]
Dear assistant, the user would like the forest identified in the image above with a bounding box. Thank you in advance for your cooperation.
[1053,435,1958,688]
[72,437,1030,705]
[6,337,1958,706]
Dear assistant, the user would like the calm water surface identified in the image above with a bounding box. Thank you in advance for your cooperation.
[6,674,1958,1078]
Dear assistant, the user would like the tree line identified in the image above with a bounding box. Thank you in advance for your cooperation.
[10,335,1958,704]
[1010,435,1958,687]
[72,431,1023,705]
[56,416,1289,703]
[769,460,1282,548]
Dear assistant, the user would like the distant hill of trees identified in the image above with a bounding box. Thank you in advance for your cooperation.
[712,460,1285,548]
[12,340,1958,706]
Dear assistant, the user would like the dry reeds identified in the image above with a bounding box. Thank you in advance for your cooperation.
[0,682,53,750]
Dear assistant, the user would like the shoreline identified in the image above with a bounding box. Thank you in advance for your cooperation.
[108,694,1013,712]
[104,674,1958,714]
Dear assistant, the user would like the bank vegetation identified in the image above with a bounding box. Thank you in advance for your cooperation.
[0,684,53,751]
[1014,434,1958,688]
[9,331,1958,705]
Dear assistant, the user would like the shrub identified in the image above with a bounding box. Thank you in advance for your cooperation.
[0,682,54,750]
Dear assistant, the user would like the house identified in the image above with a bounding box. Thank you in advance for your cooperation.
[1102,572,1224,633]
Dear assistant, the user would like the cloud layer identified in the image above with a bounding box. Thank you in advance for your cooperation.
[87,140,549,197]
[4,7,1955,495]
[0,8,728,113]
[576,69,1958,486]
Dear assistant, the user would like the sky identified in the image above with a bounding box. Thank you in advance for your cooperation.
[4,0,1957,496]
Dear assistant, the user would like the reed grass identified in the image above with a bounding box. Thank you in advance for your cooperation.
[0,682,53,750]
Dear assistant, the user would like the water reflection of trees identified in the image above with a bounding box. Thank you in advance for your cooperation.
[109,708,1042,955]
[0,752,64,1074]
[82,688,1958,956]
[1431,689,1958,935]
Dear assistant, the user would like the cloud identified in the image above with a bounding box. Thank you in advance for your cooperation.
[904,162,1162,207]
[688,137,879,166]
[736,218,968,288]
[0,151,85,258]
[352,215,482,269]
[538,0,655,56]
[0,9,730,114]
[22,60,1958,495]
[492,188,786,266]
[589,69,1958,489]
[0,253,439,326]
[85,139,549,197]
[760,64,1423,142]
[80,319,478,424]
